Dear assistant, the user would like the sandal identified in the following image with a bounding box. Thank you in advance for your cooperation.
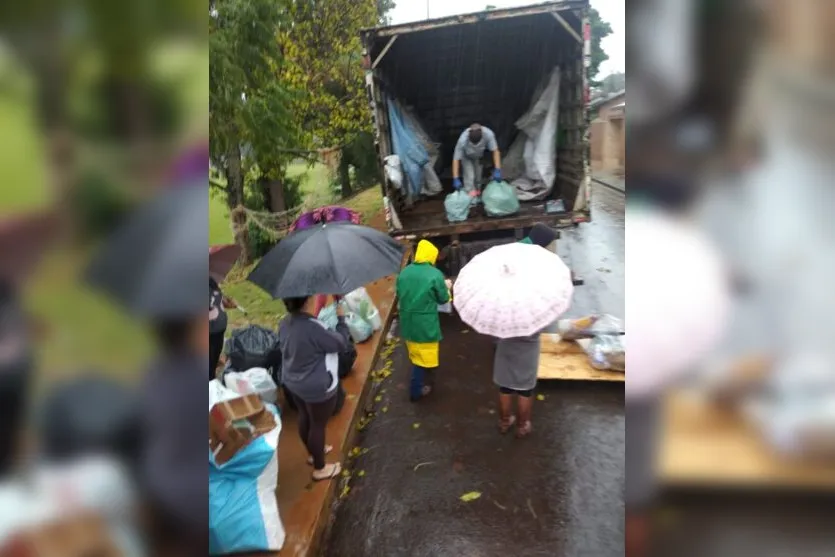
[307,445,333,466]
[516,420,532,439]
[312,462,342,481]
[498,415,516,434]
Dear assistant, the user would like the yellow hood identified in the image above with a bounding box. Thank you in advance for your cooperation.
[414,239,439,265]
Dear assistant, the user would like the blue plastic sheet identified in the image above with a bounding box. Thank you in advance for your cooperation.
[209,404,284,554]
[387,97,430,198]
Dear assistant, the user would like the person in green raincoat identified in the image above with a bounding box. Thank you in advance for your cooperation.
[396,239,451,402]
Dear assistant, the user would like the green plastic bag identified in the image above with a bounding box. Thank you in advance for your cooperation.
[482,180,520,217]
[444,190,471,222]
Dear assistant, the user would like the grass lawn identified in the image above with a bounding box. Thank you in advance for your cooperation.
[220,186,385,332]
[4,42,206,381]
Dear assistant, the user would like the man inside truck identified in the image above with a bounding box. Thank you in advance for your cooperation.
[451,124,502,199]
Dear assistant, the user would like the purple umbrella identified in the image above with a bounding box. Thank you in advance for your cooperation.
[289,206,361,233]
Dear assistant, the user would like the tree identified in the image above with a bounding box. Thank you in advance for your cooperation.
[377,0,397,25]
[210,0,297,261]
[588,7,613,87]
[278,0,378,197]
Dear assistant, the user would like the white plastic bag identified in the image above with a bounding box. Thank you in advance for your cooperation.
[345,311,373,343]
[384,155,404,190]
[223,368,278,404]
[579,335,626,371]
[344,287,382,331]
[438,302,452,314]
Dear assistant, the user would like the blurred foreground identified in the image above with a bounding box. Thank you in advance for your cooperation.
[628,1,835,555]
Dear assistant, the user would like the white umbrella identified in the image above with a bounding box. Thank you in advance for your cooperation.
[453,242,573,338]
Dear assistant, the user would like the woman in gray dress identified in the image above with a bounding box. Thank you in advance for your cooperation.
[495,223,559,437]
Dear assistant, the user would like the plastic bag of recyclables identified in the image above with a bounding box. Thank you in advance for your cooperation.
[209,380,285,554]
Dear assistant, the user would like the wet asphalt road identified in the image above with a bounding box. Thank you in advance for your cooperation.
[322,184,625,557]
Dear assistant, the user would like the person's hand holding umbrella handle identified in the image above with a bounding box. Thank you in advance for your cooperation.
[334,296,346,319]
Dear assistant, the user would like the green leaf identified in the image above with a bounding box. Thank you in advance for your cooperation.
[459,491,482,503]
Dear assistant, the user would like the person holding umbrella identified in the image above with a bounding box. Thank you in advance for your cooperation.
[520,222,558,249]
[453,242,573,437]
[278,295,352,481]
[396,240,452,402]
[85,183,210,554]
[247,221,405,476]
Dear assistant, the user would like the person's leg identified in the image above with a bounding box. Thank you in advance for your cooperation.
[290,392,311,451]
[474,158,483,192]
[208,331,224,380]
[307,395,341,479]
[497,387,516,433]
[516,388,534,438]
[410,365,430,401]
[461,158,476,194]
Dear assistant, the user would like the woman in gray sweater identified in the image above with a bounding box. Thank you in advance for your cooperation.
[279,295,350,481]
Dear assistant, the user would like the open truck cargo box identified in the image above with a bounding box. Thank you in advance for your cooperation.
[361,0,592,248]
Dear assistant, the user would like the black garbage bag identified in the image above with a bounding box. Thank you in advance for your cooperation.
[226,325,279,371]
[38,374,141,467]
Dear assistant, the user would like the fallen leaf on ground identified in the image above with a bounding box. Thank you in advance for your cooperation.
[412,422,420,429]
[374,395,382,402]
[459,491,482,502]
[381,406,389,413]
[536,394,545,401]
[357,470,366,477]
[413,461,434,471]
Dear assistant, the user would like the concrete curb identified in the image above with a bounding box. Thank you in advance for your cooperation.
[592,177,626,193]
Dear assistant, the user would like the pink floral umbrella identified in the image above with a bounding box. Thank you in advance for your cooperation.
[453,243,573,338]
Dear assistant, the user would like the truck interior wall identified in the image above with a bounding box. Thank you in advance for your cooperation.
[370,11,585,212]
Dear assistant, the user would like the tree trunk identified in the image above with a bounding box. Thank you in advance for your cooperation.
[224,144,251,264]
[339,152,352,198]
[259,177,286,213]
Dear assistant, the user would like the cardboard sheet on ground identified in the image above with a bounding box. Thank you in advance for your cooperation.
[537,334,625,382]
[658,391,835,490]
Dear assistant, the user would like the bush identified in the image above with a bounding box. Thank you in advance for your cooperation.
[247,220,276,260]
[71,170,133,239]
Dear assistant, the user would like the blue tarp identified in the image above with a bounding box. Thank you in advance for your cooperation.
[387,97,430,198]
[209,404,284,554]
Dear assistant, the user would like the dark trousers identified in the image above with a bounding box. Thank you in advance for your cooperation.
[410,365,430,400]
[0,365,27,475]
[289,391,338,469]
[209,330,225,380]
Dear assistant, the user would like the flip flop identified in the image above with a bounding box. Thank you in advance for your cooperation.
[312,462,342,482]
[307,445,334,466]
[516,420,532,439]
[498,415,516,434]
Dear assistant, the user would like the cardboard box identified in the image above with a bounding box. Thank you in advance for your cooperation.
[3,513,121,557]
[209,393,276,464]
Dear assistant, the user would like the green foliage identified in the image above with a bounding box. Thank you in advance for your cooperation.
[588,7,613,87]
[278,0,378,150]
[246,220,276,260]
[70,169,134,239]
[210,0,299,205]
[343,131,381,190]
[377,0,396,25]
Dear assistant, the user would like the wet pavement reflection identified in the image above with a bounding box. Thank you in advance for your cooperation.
[322,184,625,557]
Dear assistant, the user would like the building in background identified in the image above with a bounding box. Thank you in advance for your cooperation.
[590,90,625,177]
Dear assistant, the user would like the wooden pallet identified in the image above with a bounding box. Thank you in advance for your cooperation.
[658,391,835,490]
[537,334,625,382]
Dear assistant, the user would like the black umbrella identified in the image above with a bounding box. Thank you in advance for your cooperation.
[248,222,404,298]
[85,184,208,317]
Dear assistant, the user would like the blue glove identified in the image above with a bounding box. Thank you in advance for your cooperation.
[492,168,502,181]
[452,177,462,190]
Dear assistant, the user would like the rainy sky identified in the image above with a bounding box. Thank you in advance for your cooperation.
[389,0,625,76]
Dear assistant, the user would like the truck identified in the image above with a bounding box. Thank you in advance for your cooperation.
[361,0,592,276]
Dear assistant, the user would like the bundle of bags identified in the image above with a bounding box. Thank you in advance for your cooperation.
[555,314,625,372]
[444,180,521,223]
[318,287,382,344]
[209,380,285,554]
